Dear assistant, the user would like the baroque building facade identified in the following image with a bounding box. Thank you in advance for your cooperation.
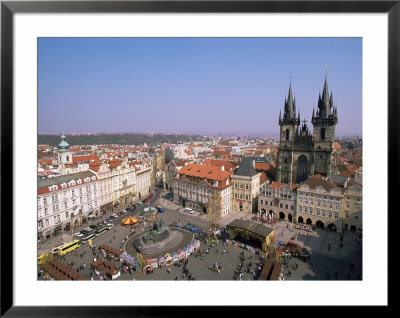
[258,182,298,222]
[37,171,99,241]
[173,163,233,216]
[277,77,339,184]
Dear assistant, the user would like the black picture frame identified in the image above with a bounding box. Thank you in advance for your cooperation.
[1,0,395,316]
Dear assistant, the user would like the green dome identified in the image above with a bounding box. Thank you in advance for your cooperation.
[58,133,70,151]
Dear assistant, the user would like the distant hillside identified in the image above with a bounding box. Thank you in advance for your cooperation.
[38,133,207,147]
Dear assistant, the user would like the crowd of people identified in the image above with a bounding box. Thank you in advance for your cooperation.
[294,223,313,232]
[251,215,278,225]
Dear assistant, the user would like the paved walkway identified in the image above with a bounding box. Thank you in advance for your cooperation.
[38,190,362,281]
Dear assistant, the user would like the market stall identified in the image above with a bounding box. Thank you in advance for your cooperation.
[177,249,186,260]
[158,256,166,267]
[171,252,179,263]
[164,253,173,266]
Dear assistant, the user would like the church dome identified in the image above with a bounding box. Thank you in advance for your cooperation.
[58,132,70,151]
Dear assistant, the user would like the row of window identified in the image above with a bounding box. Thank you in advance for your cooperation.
[40,201,98,217]
[235,193,250,200]
[260,199,294,210]
[234,182,250,190]
[263,192,293,199]
[299,206,339,220]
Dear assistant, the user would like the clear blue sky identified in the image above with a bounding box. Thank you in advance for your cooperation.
[38,38,362,137]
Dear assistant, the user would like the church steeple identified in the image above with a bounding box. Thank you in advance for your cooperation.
[312,70,338,145]
[281,80,298,123]
[318,74,331,118]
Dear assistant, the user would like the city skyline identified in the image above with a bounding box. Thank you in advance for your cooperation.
[38,37,362,136]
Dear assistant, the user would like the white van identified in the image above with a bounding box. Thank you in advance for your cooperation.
[184,208,194,214]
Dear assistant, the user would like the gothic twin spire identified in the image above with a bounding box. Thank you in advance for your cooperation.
[280,81,300,123]
[315,76,338,119]
[280,73,338,123]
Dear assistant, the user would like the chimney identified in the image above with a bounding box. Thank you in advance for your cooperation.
[221,165,225,171]
[252,160,255,168]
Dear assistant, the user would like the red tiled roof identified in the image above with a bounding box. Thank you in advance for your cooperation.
[64,163,78,168]
[333,142,342,149]
[259,172,268,184]
[339,171,356,177]
[254,162,271,171]
[38,170,58,176]
[39,159,54,165]
[300,176,339,192]
[38,175,97,195]
[177,163,232,182]
[72,155,99,163]
[271,182,285,190]
[188,145,201,149]
[203,159,236,171]
[255,145,274,149]
[212,150,230,156]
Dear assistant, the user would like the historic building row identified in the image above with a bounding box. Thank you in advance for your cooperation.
[37,134,153,241]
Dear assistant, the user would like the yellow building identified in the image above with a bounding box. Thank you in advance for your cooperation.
[226,219,275,257]
[343,181,362,233]
[296,175,344,232]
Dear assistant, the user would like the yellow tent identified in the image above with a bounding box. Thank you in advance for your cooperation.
[37,253,52,265]
[121,217,138,225]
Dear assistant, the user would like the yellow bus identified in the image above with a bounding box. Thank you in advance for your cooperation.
[57,239,81,256]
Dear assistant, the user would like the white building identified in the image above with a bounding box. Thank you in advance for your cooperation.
[37,170,99,241]
[89,161,113,215]
[108,158,137,207]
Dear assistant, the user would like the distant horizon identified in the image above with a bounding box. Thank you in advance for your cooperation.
[39,38,362,136]
[37,130,362,138]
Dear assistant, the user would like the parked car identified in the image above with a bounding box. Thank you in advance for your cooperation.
[112,213,118,218]
[74,232,84,238]
[89,225,98,230]
[184,208,194,214]
[105,217,114,223]
[106,223,115,230]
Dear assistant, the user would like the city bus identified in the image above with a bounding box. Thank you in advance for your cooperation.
[57,239,81,256]
[95,226,108,237]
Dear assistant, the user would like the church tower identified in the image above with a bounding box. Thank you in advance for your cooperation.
[56,132,73,165]
[311,75,339,176]
[276,72,339,184]
[277,82,300,183]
